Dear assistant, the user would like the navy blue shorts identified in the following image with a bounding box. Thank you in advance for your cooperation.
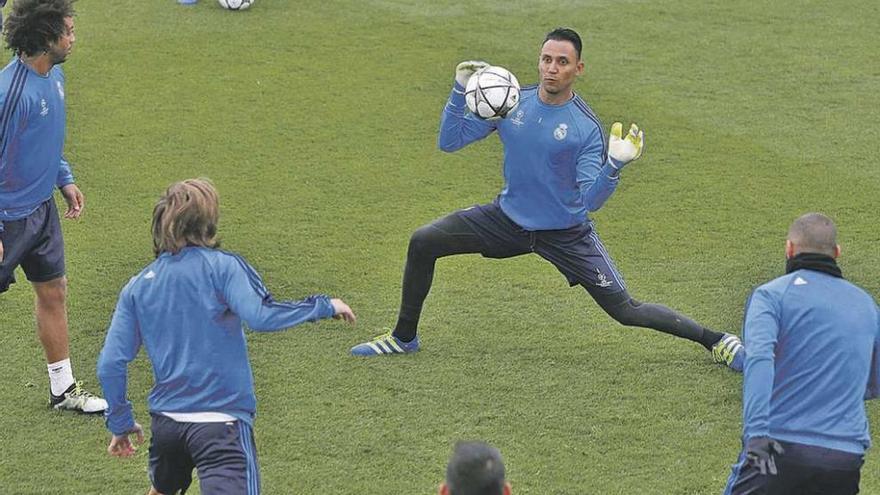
[455,202,627,297]
[724,440,864,495]
[149,414,261,495]
[0,199,66,293]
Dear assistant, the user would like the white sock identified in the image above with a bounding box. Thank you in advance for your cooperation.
[48,358,75,396]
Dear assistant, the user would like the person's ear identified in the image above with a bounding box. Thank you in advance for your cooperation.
[785,239,795,259]
[439,483,449,495]
[834,244,841,258]
[503,481,512,495]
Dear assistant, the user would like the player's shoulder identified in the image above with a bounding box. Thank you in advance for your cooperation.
[569,93,603,129]
[49,64,65,81]
[520,83,539,98]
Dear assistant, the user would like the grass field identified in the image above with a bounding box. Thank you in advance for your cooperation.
[0,0,878,493]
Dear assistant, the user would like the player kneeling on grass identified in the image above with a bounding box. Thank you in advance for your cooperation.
[97,179,355,495]
[351,27,744,371]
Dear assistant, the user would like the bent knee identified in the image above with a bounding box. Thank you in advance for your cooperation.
[603,298,645,327]
[408,225,441,258]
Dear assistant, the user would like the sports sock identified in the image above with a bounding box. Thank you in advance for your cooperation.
[700,328,725,350]
[392,315,418,342]
[48,358,75,397]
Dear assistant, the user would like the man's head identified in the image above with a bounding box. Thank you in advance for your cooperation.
[152,178,220,257]
[439,441,511,495]
[786,212,840,259]
[4,0,76,62]
[538,28,584,103]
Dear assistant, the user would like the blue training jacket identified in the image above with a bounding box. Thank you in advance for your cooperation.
[0,57,74,232]
[439,81,619,231]
[742,268,880,454]
[97,247,336,435]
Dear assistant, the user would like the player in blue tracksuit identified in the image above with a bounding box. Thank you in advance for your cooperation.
[350,28,743,371]
[97,179,355,495]
[723,213,880,494]
[0,0,106,413]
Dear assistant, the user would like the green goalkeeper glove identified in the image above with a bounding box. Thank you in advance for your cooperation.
[455,60,489,87]
[608,122,645,174]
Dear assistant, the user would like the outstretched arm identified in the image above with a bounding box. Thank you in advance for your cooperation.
[220,254,352,331]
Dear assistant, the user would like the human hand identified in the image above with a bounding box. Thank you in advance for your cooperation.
[331,298,356,323]
[60,184,84,219]
[108,423,145,458]
[455,60,489,87]
[746,436,785,475]
[608,122,645,172]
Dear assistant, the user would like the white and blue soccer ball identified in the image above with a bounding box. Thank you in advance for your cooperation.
[218,0,254,10]
[465,66,520,120]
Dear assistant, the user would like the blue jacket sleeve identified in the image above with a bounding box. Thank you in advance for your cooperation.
[742,286,781,439]
[56,155,74,188]
[96,283,141,436]
[437,82,496,152]
[867,310,880,400]
[220,255,336,331]
[576,126,619,212]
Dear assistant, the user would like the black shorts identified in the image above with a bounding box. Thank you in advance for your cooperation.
[723,440,864,495]
[456,201,627,297]
[149,414,261,495]
[0,199,66,293]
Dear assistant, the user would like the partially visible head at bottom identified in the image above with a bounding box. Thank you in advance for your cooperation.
[440,441,511,495]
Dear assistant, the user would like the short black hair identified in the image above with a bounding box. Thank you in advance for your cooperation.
[445,441,506,495]
[4,0,75,57]
[543,27,582,60]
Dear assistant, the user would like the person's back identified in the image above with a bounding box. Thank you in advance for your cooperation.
[99,179,355,495]
[118,246,334,421]
[724,212,880,495]
[745,268,878,453]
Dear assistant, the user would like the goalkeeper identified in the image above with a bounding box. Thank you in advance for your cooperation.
[351,28,742,370]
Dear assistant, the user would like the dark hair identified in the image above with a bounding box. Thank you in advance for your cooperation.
[543,27,582,60]
[4,0,75,56]
[446,441,506,495]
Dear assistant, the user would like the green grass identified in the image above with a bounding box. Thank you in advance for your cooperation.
[1,0,878,493]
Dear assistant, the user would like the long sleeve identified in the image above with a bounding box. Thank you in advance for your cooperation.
[97,286,142,435]
[220,255,335,331]
[437,81,496,152]
[56,155,74,188]
[867,313,880,400]
[742,287,781,438]
[576,131,619,212]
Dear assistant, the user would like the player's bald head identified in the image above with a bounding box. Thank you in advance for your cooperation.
[787,212,838,257]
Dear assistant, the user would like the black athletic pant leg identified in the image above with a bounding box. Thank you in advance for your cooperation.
[590,289,722,350]
[392,213,487,341]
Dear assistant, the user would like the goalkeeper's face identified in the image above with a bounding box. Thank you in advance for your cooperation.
[538,40,584,98]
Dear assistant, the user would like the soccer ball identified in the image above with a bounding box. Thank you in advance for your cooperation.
[218,0,254,10]
[465,66,520,120]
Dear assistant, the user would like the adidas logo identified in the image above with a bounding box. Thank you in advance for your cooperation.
[144,270,156,280]
[794,277,808,286]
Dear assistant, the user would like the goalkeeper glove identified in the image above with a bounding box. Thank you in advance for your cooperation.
[455,60,489,87]
[608,122,644,173]
[745,436,785,476]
